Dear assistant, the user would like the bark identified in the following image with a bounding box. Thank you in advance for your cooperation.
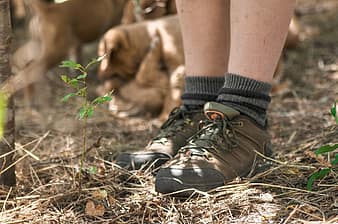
[0,0,16,186]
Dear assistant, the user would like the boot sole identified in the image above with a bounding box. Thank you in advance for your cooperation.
[155,177,224,197]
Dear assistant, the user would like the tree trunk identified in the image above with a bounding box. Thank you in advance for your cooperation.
[0,0,16,186]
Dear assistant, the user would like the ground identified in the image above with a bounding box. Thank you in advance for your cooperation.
[0,0,337,223]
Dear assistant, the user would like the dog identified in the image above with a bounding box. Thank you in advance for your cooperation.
[3,0,128,103]
[97,15,301,118]
[121,0,176,24]
[97,15,183,118]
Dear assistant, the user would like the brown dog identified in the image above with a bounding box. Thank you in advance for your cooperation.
[3,0,128,101]
[98,15,301,118]
[97,15,183,118]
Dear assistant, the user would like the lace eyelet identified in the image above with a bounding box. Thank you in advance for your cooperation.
[232,121,244,127]
[198,121,205,130]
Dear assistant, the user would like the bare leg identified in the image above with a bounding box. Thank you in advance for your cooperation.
[115,0,231,171]
[154,0,297,195]
[229,0,295,83]
[176,0,230,76]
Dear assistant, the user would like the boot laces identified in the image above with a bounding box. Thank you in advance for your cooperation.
[151,107,200,144]
[180,118,241,158]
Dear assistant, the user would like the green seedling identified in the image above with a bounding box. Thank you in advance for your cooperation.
[0,92,8,138]
[307,101,338,191]
[60,55,112,185]
[331,101,338,124]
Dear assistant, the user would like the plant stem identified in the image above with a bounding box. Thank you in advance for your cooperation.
[79,113,87,189]
[79,72,88,190]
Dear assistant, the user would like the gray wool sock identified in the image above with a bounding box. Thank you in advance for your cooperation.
[217,73,272,127]
[181,76,225,108]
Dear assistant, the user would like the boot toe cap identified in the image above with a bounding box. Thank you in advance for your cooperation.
[155,166,225,195]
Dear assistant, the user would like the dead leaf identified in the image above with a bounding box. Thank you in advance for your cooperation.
[271,81,290,95]
[85,200,105,217]
[92,189,108,200]
[108,195,116,206]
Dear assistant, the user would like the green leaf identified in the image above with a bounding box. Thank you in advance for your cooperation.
[307,168,331,191]
[60,60,82,70]
[79,107,86,120]
[331,102,336,117]
[61,75,80,88]
[61,75,70,84]
[0,93,8,138]
[331,154,338,166]
[315,144,338,155]
[87,106,94,118]
[331,102,337,124]
[61,75,69,83]
[78,105,94,120]
[76,73,87,80]
[61,93,76,102]
[92,96,112,105]
[88,166,97,174]
[68,79,79,88]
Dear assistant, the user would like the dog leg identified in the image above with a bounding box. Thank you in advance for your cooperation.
[2,59,48,98]
[69,45,82,65]
[159,65,185,120]
[135,36,166,88]
[11,40,41,72]
[134,36,179,118]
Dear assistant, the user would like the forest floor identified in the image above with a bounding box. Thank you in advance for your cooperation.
[0,0,337,223]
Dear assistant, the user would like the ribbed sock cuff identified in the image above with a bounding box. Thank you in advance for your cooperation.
[217,73,272,126]
[181,76,225,106]
[221,73,272,93]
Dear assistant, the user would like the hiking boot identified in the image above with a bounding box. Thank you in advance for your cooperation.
[155,102,271,195]
[115,106,204,170]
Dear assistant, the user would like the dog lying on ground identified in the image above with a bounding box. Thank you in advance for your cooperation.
[97,15,301,119]
[97,15,183,118]
[3,0,128,103]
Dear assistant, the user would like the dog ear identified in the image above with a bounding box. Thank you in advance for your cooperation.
[99,29,130,63]
[107,30,129,58]
[116,30,130,50]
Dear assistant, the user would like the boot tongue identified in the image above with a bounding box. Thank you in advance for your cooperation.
[204,102,240,121]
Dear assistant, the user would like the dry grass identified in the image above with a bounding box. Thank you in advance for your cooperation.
[0,0,337,223]
[0,121,336,223]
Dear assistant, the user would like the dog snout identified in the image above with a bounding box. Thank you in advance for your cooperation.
[96,76,125,97]
[102,75,127,92]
